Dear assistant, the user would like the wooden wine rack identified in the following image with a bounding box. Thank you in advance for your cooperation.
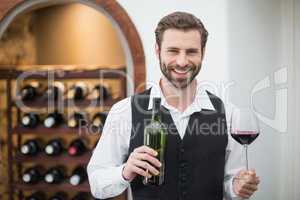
[1,67,127,200]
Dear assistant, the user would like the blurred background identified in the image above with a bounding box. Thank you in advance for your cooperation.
[0,0,299,200]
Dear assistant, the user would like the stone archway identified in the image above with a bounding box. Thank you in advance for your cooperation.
[0,0,146,91]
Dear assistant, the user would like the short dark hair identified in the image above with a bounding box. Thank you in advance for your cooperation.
[155,11,208,51]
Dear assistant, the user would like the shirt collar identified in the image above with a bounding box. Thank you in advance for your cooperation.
[147,79,216,113]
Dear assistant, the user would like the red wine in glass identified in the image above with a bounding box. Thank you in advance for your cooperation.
[231,130,259,145]
[230,108,259,170]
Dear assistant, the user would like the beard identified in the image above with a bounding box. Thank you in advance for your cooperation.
[159,56,201,89]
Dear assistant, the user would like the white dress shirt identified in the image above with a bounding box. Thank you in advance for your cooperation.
[87,81,244,200]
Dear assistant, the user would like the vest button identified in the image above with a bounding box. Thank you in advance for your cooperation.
[180,162,187,168]
[180,175,187,182]
[180,148,185,153]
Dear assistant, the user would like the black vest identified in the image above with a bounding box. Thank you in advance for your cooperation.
[127,88,228,200]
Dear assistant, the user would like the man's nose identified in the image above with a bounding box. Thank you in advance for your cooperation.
[176,53,188,67]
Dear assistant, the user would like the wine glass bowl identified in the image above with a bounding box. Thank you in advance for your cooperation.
[230,108,260,170]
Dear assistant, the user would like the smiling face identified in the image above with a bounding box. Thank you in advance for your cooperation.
[156,28,205,89]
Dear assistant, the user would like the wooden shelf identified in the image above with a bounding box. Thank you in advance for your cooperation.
[2,64,129,200]
[13,180,90,192]
[13,124,101,136]
[0,69,14,79]
[0,64,126,70]
[0,68,126,79]
[14,96,121,108]
[14,151,92,164]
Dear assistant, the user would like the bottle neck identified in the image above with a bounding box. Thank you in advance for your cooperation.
[151,109,161,121]
[151,98,161,122]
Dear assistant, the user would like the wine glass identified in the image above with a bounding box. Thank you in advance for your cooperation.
[230,108,260,170]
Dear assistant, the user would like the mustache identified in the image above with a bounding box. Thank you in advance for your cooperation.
[166,64,194,71]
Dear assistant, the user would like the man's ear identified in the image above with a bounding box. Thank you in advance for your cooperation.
[155,43,160,59]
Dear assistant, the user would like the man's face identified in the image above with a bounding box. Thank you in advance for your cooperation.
[156,29,205,89]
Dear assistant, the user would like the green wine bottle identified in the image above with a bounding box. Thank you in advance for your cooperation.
[143,97,167,186]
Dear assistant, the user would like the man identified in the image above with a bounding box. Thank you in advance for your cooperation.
[88,11,260,200]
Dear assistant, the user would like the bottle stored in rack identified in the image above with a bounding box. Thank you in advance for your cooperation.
[71,192,90,200]
[91,112,107,134]
[19,82,43,101]
[44,138,65,156]
[48,191,68,200]
[90,84,110,100]
[69,166,87,186]
[22,166,43,184]
[68,139,87,156]
[24,191,46,200]
[43,82,65,102]
[44,111,64,128]
[67,82,89,101]
[21,112,40,128]
[20,139,42,156]
[44,166,66,184]
[67,112,88,128]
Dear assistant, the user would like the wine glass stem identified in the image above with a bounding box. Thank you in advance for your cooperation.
[244,144,249,170]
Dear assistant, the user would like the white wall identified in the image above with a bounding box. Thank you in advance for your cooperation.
[294,0,300,196]
[117,0,298,200]
[280,0,300,199]
[226,1,284,200]
[118,0,229,85]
